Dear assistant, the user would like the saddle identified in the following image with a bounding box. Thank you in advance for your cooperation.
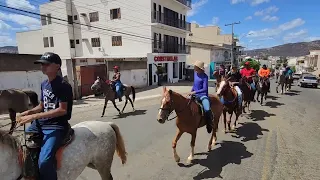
[190,95,206,117]
[21,126,75,179]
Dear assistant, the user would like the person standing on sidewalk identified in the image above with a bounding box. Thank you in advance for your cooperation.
[188,60,213,133]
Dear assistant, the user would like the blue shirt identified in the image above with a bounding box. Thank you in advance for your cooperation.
[191,72,208,97]
[27,76,73,133]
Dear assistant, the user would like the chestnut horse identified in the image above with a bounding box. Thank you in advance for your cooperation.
[213,71,222,92]
[157,87,223,163]
[216,77,242,133]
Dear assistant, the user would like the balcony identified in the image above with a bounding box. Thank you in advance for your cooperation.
[152,11,191,31]
[152,41,190,54]
[175,0,192,8]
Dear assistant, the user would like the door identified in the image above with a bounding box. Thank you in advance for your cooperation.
[148,64,153,86]
[179,62,183,79]
[210,62,215,79]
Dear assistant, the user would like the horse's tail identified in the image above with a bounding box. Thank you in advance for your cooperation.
[23,90,39,107]
[109,122,127,165]
[131,86,135,102]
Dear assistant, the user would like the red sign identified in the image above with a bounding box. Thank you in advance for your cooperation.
[154,56,178,62]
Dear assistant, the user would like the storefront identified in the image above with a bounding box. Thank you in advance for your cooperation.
[147,54,186,86]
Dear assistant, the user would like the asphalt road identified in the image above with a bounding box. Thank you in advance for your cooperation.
[2,80,320,180]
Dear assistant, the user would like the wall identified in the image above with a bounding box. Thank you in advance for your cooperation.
[16,30,44,55]
[108,69,147,88]
[188,24,232,45]
[0,71,47,99]
[186,46,211,75]
[0,54,42,72]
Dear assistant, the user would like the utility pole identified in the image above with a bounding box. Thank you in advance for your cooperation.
[225,21,241,67]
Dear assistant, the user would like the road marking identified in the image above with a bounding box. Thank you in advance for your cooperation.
[261,129,273,180]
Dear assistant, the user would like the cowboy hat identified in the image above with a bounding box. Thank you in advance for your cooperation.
[194,60,205,70]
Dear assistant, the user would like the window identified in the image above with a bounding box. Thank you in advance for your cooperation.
[158,5,162,21]
[47,14,52,24]
[76,39,80,44]
[153,33,157,48]
[153,3,156,19]
[41,15,47,26]
[112,36,122,46]
[74,15,78,20]
[89,12,99,22]
[91,38,101,47]
[43,37,49,47]
[110,8,121,20]
[183,62,186,75]
[49,37,54,47]
[70,39,75,48]
[158,33,162,48]
[68,15,73,24]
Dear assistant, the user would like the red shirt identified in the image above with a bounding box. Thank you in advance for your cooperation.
[240,68,256,81]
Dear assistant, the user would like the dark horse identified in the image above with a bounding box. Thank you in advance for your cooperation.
[216,77,242,133]
[276,74,291,94]
[91,77,136,117]
[239,77,254,113]
[0,89,39,133]
[256,77,269,105]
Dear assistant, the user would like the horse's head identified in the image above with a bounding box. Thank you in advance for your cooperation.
[157,86,174,124]
[216,77,231,97]
[91,76,104,92]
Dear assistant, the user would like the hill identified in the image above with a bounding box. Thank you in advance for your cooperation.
[0,46,18,54]
[245,40,320,57]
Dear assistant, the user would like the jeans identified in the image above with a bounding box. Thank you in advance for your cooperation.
[196,95,210,112]
[39,129,66,180]
[234,86,242,107]
[115,81,122,98]
[250,82,256,91]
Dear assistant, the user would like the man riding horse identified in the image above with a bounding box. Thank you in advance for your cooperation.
[111,66,123,102]
[240,61,256,101]
[226,65,243,109]
[258,64,271,92]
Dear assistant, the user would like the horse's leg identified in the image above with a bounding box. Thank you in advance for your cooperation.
[172,129,183,163]
[8,109,16,134]
[96,164,112,180]
[208,115,219,151]
[101,99,108,117]
[232,109,240,130]
[111,100,122,114]
[257,91,260,102]
[187,132,197,164]
[223,110,227,133]
[127,96,135,111]
[120,96,128,113]
[261,92,264,105]
[227,112,232,131]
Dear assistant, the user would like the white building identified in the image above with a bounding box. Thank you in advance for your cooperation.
[16,0,191,90]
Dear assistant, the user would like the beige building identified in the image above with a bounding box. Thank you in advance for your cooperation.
[306,50,320,76]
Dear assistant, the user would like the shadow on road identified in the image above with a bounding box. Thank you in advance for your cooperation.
[179,141,253,180]
[231,122,269,142]
[113,109,147,119]
[265,101,285,108]
[249,110,276,121]
[290,90,301,93]
[266,95,279,100]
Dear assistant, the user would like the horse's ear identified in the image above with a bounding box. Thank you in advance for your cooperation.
[163,86,167,93]
[168,89,172,94]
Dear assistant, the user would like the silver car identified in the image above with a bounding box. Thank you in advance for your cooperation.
[298,75,318,88]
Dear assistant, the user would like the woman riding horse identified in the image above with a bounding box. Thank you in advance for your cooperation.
[111,66,123,102]
[189,60,213,133]
[226,65,243,109]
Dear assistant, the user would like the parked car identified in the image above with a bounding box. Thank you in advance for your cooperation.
[298,75,318,88]
[292,73,301,80]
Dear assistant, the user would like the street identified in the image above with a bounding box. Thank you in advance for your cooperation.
[2,81,320,180]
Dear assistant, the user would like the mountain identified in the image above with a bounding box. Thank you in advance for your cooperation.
[245,40,320,57]
[0,46,18,54]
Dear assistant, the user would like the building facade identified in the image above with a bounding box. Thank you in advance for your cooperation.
[16,0,191,90]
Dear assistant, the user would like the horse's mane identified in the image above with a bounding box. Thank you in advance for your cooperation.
[0,129,19,150]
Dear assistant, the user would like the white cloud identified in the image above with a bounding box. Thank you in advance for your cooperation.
[245,16,253,20]
[0,12,40,30]
[247,18,305,38]
[251,0,270,6]
[262,15,279,22]
[283,29,308,42]
[254,6,279,16]
[231,0,245,4]
[0,20,12,31]
[6,0,37,11]
[187,0,208,17]
[0,35,15,46]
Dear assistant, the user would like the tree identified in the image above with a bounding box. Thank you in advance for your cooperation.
[290,66,296,72]
[240,58,261,71]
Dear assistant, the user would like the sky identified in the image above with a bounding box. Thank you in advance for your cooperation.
[0,0,320,49]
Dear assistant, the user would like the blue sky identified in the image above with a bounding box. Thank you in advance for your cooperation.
[188,0,320,49]
[0,0,320,49]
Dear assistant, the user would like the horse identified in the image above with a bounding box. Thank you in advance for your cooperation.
[0,89,39,134]
[91,77,136,117]
[239,77,253,113]
[213,70,222,92]
[276,74,290,94]
[216,77,242,133]
[0,121,127,180]
[256,77,269,105]
[157,87,223,163]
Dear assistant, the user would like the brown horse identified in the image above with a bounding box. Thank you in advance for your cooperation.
[157,87,223,163]
[0,89,39,133]
[91,77,136,117]
[239,77,253,113]
[216,78,242,133]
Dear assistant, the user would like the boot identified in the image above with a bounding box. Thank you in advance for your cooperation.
[118,97,122,102]
[205,110,213,133]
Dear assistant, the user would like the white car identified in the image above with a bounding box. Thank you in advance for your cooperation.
[298,75,318,88]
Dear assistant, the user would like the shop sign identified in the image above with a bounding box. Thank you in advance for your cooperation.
[154,56,178,62]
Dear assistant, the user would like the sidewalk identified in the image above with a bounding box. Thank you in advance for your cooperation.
[0,81,217,120]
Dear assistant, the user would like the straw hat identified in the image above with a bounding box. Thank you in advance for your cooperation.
[194,60,205,70]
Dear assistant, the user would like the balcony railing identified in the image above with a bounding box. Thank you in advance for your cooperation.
[152,41,190,54]
[152,11,191,31]
[175,0,192,8]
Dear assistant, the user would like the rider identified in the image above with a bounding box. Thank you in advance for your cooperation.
[17,52,73,180]
[275,67,280,83]
[258,64,271,92]
[111,66,123,102]
[189,60,213,133]
[226,65,243,109]
[219,64,226,78]
[285,66,293,90]
[240,61,256,101]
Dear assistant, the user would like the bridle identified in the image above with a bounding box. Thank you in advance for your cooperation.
[159,90,192,121]
[218,79,237,104]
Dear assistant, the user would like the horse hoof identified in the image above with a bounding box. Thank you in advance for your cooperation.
[208,145,212,152]
[231,125,236,130]
[132,108,136,112]
[101,115,104,118]
[187,156,193,164]
[174,156,180,163]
